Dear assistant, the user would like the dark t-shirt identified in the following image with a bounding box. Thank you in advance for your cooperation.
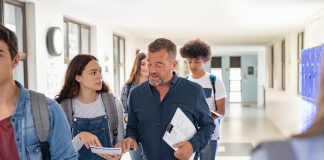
[0,116,20,160]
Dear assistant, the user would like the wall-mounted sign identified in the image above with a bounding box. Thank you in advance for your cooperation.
[248,66,254,75]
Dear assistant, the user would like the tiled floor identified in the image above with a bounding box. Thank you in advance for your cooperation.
[121,103,284,160]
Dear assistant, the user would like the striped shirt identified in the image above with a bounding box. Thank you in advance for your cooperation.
[188,73,227,140]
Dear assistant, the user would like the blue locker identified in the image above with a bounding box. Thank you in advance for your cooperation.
[310,48,315,99]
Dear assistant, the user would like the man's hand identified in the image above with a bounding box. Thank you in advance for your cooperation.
[123,115,128,123]
[211,112,219,120]
[78,132,102,149]
[96,143,122,160]
[173,141,194,160]
[98,153,121,160]
[120,137,138,153]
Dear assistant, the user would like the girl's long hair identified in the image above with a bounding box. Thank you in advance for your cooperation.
[55,54,111,103]
[125,53,147,85]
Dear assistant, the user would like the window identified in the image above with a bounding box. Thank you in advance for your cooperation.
[63,18,90,63]
[229,57,241,102]
[211,57,222,80]
[1,0,28,87]
[113,34,125,96]
[282,40,286,90]
[269,45,274,88]
[297,32,304,94]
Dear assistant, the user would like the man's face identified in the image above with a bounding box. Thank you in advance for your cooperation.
[147,49,176,86]
[0,40,19,86]
[186,57,205,74]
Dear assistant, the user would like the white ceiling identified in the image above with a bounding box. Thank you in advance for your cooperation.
[38,0,324,45]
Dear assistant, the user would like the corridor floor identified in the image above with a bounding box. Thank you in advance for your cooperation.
[121,103,284,160]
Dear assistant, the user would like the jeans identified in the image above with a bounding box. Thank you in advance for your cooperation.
[194,140,218,160]
[129,143,143,160]
[73,115,111,160]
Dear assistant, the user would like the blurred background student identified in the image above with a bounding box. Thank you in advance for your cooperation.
[120,52,148,160]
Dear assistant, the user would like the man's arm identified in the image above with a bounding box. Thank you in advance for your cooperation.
[125,91,139,142]
[189,89,215,152]
[48,100,78,160]
[121,91,139,153]
[214,78,227,118]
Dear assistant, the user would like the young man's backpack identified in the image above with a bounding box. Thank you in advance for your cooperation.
[29,90,51,160]
[60,92,119,145]
[185,74,217,99]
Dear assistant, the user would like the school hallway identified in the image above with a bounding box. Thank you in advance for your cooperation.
[121,103,284,160]
[2,0,324,159]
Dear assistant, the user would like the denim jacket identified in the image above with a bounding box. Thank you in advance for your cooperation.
[11,81,78,160]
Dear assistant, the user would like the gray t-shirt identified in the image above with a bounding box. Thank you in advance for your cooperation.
[72,94,106,118]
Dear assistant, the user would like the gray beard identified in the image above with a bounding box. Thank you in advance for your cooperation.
[149,78,164,86]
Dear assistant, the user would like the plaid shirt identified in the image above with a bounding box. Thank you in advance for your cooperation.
[120,83,137,115]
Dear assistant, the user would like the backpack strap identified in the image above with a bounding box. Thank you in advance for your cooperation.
[209,74,216,97]
[253,140,296,160]
[101,92,118,145]
[60,99,73,127]
[29,90,51,160]
[209,74,217,110]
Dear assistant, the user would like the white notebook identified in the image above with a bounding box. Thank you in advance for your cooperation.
[163,108,197,159]
[90,146,122,155]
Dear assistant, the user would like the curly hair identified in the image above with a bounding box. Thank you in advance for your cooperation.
[180,39,211,62]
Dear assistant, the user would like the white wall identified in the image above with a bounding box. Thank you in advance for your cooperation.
[265,33,303,136]
[25,1,146,98]
[265,8,324,136]
[305,12,324,48]
[26,2,65,98]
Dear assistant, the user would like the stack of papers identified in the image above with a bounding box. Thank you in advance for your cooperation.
[90,146,122,155]
[163,108,197,159]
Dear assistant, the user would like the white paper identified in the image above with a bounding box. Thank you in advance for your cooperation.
[163,108,197,160]
[90,146,122,155]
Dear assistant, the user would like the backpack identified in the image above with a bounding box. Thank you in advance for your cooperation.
[185,74,217,100]
[252,140,296,160]
[29,90,51,160]
[60,92,119,145]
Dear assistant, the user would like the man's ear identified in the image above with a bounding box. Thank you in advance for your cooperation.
[12,53,20,68]
[172,59,177,69]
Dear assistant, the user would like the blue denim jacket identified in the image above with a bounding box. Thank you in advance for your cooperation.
[11,81,78,160]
